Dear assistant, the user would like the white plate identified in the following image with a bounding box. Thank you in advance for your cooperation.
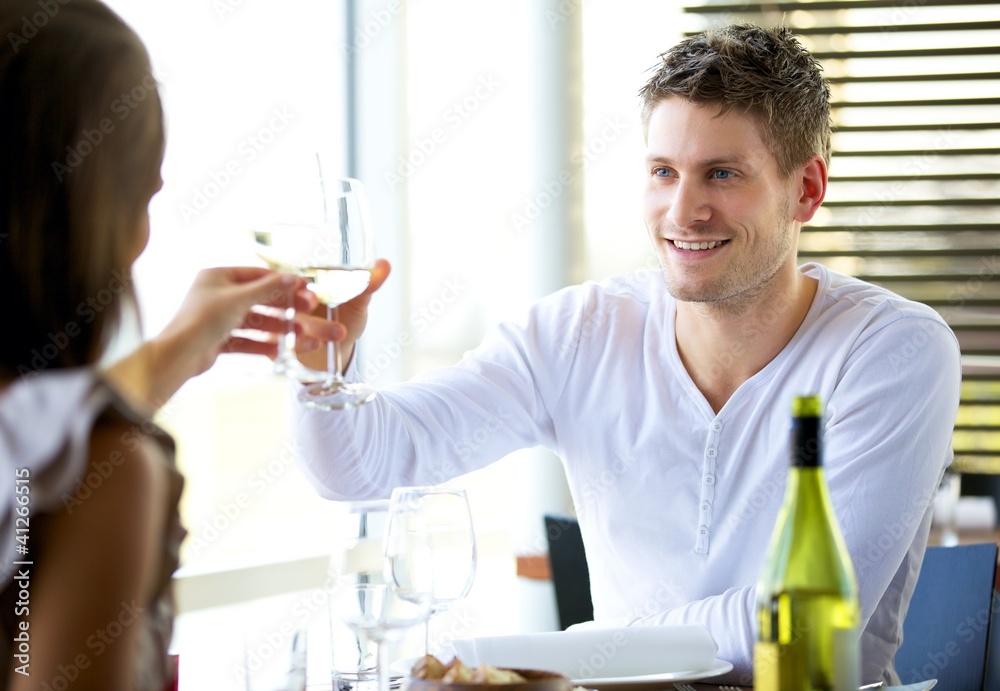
[390,657,733,689]
[572,659,733,689]
[390,657,421,676]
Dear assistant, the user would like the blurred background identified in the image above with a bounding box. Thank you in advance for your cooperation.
[96,0,999,686]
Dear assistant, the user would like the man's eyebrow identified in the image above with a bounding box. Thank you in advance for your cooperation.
[644,153,754,167]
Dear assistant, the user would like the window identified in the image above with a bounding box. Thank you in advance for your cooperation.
[103,0,349,572]
[684,0,1000,475]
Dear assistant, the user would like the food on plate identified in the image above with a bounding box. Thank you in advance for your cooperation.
[411,655,447,681]
[410,655,528,685]
[472,664,528,684]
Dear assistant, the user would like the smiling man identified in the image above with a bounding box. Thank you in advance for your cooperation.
[294,25,961,685]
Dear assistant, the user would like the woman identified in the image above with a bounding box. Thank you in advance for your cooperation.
[0,1,338,687]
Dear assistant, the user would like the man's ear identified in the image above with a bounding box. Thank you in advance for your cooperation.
[793,155,828,223]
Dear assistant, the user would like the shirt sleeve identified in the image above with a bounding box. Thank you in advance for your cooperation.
[625,311,961,684]
[291,286,586,500]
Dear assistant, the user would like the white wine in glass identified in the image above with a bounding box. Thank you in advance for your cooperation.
[297,177,377,410]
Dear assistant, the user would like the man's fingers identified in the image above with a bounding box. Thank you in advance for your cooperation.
[296,312,346,342]
[224,336,280,358]
[364,259,392,296]
[241,311,287,333]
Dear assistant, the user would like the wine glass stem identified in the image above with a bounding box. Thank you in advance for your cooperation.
[280,305,297,361]
[424,614,431,655]
[376,639,390,691]
[326,304,345,386]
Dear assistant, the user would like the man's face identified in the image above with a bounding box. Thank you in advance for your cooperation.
[642,97,801,311]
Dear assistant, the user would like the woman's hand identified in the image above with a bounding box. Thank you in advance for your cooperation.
[106,267,343,410]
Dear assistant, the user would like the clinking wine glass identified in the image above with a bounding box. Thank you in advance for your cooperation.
[297,176,377,410]
[383,487,477,654]
[251,223,330,382]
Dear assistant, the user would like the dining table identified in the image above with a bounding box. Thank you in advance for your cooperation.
[170,548,938,691]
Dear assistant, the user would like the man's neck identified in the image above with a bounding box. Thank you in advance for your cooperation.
[674,266,818,414]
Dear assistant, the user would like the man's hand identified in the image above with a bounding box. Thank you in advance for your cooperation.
[296,259,392,373]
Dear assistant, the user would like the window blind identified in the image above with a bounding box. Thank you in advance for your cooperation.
[683,0,1000,473]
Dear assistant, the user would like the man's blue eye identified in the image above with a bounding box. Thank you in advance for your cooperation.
[654,168,670,177]
[713,170,733,179]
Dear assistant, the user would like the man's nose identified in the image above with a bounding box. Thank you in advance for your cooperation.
[668,179,711,229]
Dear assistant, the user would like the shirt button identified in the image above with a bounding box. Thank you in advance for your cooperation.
[701,501,711,512]
[699,526,708,535]
[705,474,716,486]
[707,447,717,458]
[712,421,723,432]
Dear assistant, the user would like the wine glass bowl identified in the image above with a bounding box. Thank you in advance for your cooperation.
[249,223,329,382]
[384,487,477,654]
[329,582,430,691]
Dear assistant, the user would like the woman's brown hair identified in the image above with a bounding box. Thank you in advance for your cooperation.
[0,0,164,379]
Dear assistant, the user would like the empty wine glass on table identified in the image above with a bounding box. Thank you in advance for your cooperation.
[384,487,477,655]
[297,176,378,410]
[329,582,429,691]
[328,501,391,691]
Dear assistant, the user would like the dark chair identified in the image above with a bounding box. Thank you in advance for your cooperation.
[894,542,998,690]
[543,514,593,630]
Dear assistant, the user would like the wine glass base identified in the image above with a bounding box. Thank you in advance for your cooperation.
[299,382,376,410]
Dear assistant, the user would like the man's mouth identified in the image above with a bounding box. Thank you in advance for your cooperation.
[670,239,729,251]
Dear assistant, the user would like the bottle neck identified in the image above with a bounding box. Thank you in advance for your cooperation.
[784,465,829,503]
[790,415,822,468]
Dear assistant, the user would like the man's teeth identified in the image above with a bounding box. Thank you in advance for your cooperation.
[672,240,724,251]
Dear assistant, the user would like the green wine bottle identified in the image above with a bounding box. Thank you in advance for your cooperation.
[754,395,861,690]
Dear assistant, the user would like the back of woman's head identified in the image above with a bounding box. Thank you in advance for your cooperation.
[0,0,164,379]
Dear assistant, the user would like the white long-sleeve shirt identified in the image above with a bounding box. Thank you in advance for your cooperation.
[293,262,961,685]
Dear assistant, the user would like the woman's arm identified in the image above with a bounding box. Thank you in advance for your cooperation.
[106,266,336,412]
